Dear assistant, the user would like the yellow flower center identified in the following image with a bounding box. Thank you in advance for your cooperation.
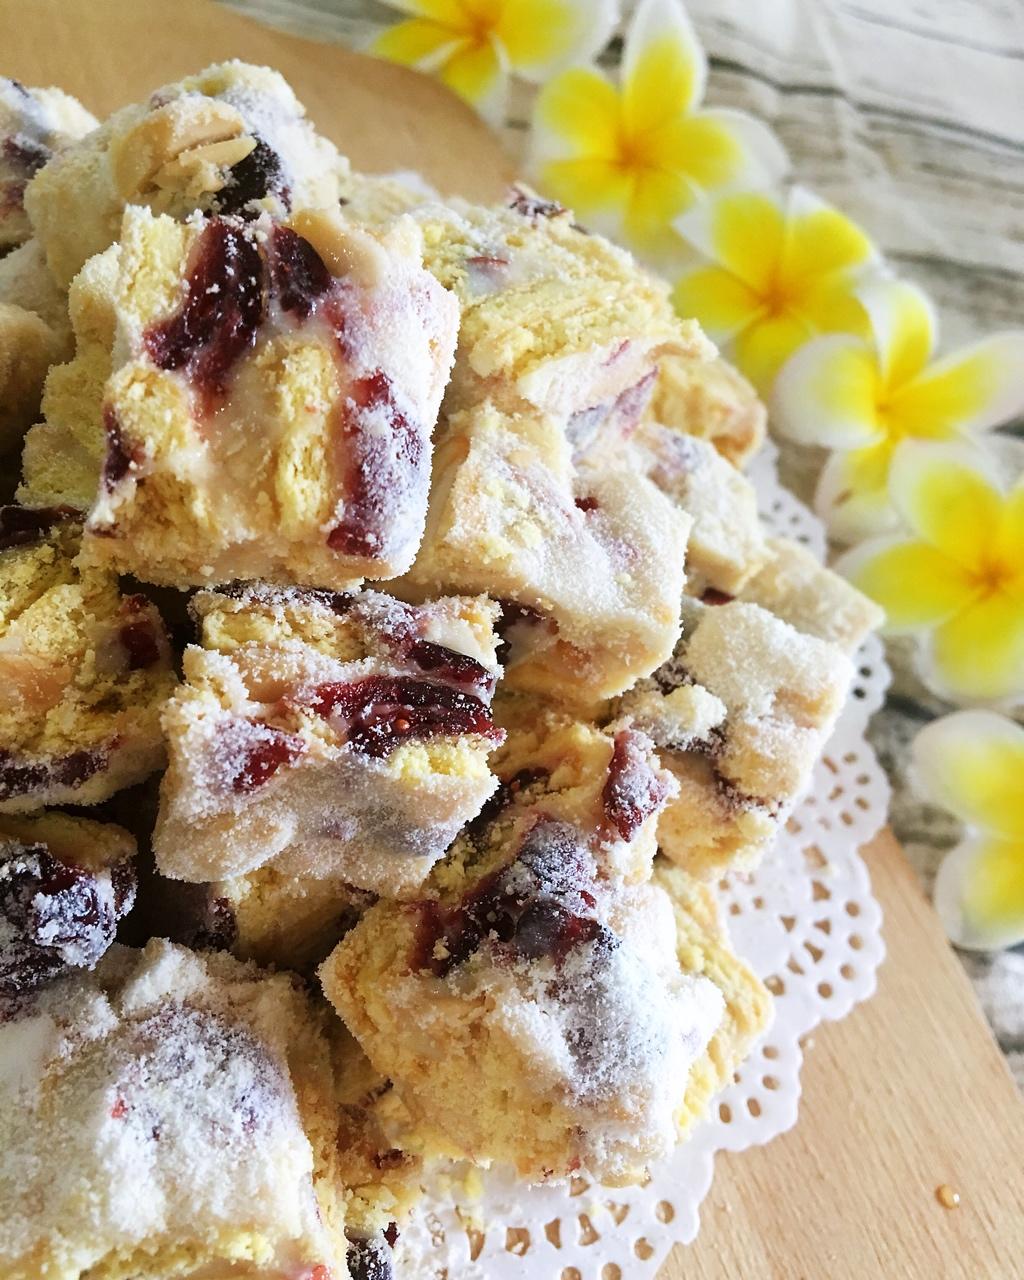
[613,123,661,176]
[970,553,1017,600]
[758,273,802,320]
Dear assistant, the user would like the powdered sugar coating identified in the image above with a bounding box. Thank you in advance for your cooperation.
[322,810,722,1184]
[629,421,767,596]
[0,838,135,1005]
[86,207,458,589]
[616,597,855,877]
[0,77,96,247]
[0,940,341,1279]
[24,60,346,287]
[155,586,502,894]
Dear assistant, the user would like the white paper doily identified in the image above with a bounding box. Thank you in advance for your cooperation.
[396,442,891,1279]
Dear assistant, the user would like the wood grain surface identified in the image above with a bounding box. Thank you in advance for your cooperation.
[4,3,1023,1275]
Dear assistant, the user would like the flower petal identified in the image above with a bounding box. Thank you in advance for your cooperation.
[913,710,1024,840]
[926,589,1024,704]
[888,440,1004,570]
[994,476,1024,579]
[652,112,747,191]
[836,537,972,633]
[816,446,902,544]
[934,835,1024,951]
[623,167,702,254]
[622,0,707,129]
[696,107,791,187]
[377,0,466,20]
[797,275,873,341]
[439,37,508,122]
[675,190,786,292]
[772,333,882,449]
[531,66,622,160]
[732,310,814,393]
[497,0,618,79]
[372,18,463,67]
[782,185,879,285]
[672,265,761,341]
[534,157,633,241]
[857,277,937,388]
[887,331,1024,437]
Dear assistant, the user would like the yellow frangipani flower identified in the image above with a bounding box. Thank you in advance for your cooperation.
[913,711,1024,951]
[773,278,1024,543]
[529,0,787,262]
[838,441,1024,706]
[372,0,617,123]
[673,186,879,392]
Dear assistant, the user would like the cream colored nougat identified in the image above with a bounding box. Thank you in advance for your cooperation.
[321,722,713,1186]
[0,77,96,250]
[629,420,767,595]
[616,598,854,877]
[24,60,344,287]
[0,507,174,813]
[403,404,692,707]
[42,205,457,589]
[0,940,354,1279]
[154,582,503,897]
[651,348,766,467]
[737,536,884,653]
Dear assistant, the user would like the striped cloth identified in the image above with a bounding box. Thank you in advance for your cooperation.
[223,0,1024,1087]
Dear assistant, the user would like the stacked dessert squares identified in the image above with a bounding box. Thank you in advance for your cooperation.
[0,60,881,1280]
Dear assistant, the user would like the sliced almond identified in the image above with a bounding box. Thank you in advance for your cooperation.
[111,97,247,199]
[151,135,257,202]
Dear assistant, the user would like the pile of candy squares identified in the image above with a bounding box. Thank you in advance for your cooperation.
[0,63,881,1280]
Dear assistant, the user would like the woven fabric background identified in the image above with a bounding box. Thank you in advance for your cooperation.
[223,0,1024,1085]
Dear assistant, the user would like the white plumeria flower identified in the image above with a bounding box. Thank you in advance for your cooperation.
[672,185,880,392]
[914,711,1024,951]
[773,277,1024,543]
[372,0,618,125]
[530,0,787,265]
[838,440,1024,707]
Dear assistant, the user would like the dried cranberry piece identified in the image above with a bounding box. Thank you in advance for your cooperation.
[0,504,80,550]
[144,218,265,405]
[307,675,500,759]
[411,817,609,977]
[701,587,734,606]
[601,729,670,842]
[101,406,145,492]
[346,1237,393,1280]
[160,882,239,952]
[466,766,549,840]
[214,136,289,216]
[118,595,163,670]
[267,223,332,318]
[493,598,545,668]
[404,639,494,694]
[2,134,50,176]
[0,747,106,803]
[514,899,604,962]
[0,754,47,800]
[222,722,306,793]
[118,619,161,669]
[326,371,423,561]
[0,842,137,998]
[574,495,599,512]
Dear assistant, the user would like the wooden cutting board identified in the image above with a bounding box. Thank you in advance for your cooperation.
[5,3,1024,1275]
